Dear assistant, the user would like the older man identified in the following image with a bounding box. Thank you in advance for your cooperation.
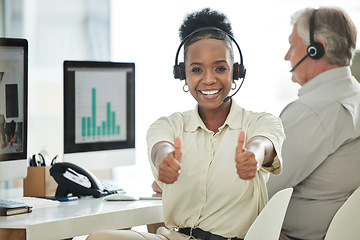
[267,7,360,240]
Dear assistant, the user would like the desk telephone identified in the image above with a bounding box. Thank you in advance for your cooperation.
[50,162,123,198]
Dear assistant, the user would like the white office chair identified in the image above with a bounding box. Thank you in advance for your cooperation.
[244,188,293,240]
[324,186,360,240]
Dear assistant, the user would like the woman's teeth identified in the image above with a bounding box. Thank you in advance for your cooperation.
[200,89,220,95]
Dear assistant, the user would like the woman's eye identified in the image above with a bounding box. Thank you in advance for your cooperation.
[216,66,227,72]
[191,67,202,73]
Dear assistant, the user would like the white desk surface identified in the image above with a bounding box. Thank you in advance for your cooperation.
[0,197,163,240]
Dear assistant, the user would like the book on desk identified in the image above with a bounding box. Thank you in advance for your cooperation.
[0,200,32,216]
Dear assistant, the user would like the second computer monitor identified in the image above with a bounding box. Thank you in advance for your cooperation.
[63,61,135,170]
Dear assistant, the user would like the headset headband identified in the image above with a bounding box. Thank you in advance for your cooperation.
[173,27,246,80]
[309,10,317,45]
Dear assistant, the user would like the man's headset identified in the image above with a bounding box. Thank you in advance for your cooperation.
[290,9,325,72]
[173,27,246,102]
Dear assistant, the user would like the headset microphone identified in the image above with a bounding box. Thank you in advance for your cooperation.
[290,53,310,72]
[223,76,245,103]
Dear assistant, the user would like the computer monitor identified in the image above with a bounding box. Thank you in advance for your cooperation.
[0,38,28,181]
[63,61,135,170]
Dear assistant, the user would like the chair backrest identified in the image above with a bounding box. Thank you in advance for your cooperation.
[324,186,360,240]
[244,188,293,240]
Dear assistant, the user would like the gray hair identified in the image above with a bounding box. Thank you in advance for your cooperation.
[291,7,357,66]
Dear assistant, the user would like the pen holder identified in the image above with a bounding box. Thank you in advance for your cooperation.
[23,166,58,197]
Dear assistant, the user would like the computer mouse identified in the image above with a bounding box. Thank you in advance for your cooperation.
[104,193,140,201]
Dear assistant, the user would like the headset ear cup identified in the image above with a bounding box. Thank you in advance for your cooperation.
[233,63,239,80]
[173,62,186,80]
[179,62,185,80]
[308,42,325,60]
[233,62,246,80]
[173,64,180,79]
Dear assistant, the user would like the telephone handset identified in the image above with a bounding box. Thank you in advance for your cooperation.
[50,162,117,198]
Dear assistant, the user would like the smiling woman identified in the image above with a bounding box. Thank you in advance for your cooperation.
[86,7,285,240]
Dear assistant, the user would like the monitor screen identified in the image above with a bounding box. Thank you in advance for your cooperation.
[63,61,135,170]
[0,38,28,181]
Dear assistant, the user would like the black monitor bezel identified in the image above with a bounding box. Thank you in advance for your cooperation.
[63,60,135,154]
[0,38,28,162]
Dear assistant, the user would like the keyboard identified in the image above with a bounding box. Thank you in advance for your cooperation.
[8,197,60,209]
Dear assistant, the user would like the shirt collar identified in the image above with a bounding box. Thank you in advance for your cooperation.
[185,100,243,132]
[298,66,352,97]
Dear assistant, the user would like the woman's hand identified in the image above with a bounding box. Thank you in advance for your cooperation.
[158,137,182,184]
[151,181,162,195]
[235,131,259,180]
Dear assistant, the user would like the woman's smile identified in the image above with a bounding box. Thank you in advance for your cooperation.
[199,88,222,98]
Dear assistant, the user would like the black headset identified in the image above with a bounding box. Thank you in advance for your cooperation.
[290,9,325,72]
[308,9,325,59]
[173,27,246,81]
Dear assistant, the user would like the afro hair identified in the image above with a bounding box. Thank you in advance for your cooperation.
[179,8,233,41]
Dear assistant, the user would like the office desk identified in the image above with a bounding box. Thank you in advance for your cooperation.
[0,197,163,240]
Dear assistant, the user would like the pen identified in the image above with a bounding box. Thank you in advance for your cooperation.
[51,155,58,165]
[38,153,46,166]
[29,156,37,166]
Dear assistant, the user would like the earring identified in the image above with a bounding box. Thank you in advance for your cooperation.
[183,84,189,92]
[231,81,237,90]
